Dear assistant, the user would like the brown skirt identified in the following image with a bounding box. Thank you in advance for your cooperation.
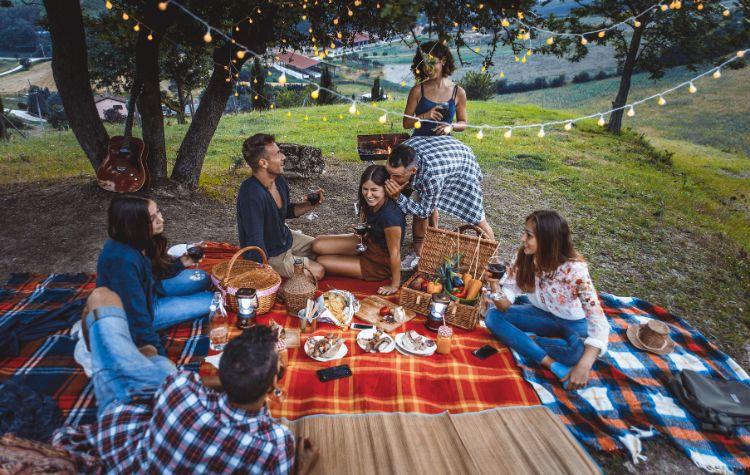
[359,239,392,281]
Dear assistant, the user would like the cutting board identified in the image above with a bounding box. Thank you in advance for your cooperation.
[355,295,419,332]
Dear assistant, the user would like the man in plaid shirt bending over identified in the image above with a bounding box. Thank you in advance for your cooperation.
[385,137,495,270]
[53,287,318,474]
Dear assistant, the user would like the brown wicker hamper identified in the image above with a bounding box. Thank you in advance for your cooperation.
[210,246,281,315]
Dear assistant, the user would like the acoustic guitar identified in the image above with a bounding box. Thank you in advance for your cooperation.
[96,82,149,192]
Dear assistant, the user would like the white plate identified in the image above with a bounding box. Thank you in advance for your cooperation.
[395,332,436,357]
[356,329,395,354]
[304,336,348,362]
[167,243,188,258]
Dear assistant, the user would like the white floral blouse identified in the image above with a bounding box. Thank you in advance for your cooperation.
[499,258,610,355]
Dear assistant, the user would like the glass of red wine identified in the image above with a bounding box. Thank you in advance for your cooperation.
[486,255,506,280]
[306,186,321,221]
[186,245,204,281]
[353,223,369,253]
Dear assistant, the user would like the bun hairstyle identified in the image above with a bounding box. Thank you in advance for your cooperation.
[411,41,456,81]
[514,210,581,292]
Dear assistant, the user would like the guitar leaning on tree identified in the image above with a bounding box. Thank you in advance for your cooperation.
[96,82,149,193]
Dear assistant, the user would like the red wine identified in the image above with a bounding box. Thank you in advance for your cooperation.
[307,191,321,205]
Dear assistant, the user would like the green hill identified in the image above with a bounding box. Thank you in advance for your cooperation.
[1,101,748,355]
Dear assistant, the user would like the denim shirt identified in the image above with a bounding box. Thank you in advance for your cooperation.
[96,239,165,355]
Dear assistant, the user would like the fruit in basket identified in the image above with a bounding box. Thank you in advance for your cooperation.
[451,287,467,299]
[426,281,443,294]
[465,279,483,300]
[420,280,430,292]
[410,276,425,290]
[379,305,392,317]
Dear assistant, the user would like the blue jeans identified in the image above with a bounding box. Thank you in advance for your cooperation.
[485,304,588,367]
[86,306,176,417]
[153,269,213,331]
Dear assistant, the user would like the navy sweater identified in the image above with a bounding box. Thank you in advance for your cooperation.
[96,239,165,355]
[237,175,295,262]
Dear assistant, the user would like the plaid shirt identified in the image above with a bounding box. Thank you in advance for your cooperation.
[52,371,295,474]
[396,136,485,224]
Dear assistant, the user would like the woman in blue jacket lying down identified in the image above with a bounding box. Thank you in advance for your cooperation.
[96,195,213,356]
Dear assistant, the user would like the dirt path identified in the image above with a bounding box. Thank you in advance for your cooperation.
[0,61,55,95]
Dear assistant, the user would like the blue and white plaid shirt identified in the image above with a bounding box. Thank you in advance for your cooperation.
[396,136,485,224]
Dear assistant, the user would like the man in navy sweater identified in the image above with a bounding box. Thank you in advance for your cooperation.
[237,134,326,280]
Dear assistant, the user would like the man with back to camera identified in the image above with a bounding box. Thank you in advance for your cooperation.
[237,133,326,280]
[384,137,495,270]
[53,287,319,474]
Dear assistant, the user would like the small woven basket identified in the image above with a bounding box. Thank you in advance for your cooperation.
[210,246,281,314]
[280,259,318,316]
[399,225,497,330]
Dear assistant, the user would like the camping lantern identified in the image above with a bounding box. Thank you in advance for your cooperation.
[426,293,450,332]
[236,288,258,329]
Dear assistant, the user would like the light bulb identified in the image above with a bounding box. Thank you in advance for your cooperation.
[712,69,721,79]
[499,71,505,78]
[627,106,635,117]
[158,1,168,11]
[378,113,387,124]
[413,120,421,129]
[133,23,140,32]
[580,36,588,45]
[311,89,320,99]
[697,3,704,9]
[688,82,697,93]
[546,37,554,45]
[323,117,327,122]
[348,102,356,114]
[234,92,239,97]
[279,72,287,85]
[674,0,682,8]
[501,18,510,27]
[598,31,605,38]
[476,129,484,140]
[286,111,291,117]
[503,129,512,139]
[236,50,246,59]
[521,56,526,63]
[738,50,746,58]
[564,121,573,130]
[147,33,153,41]
[658,95,666,106]
[537,127,545,138]
[304,116,309,121]
[347,8,353,16]
[254,95,259,100]
[660,4,668,11]
[333,18,339,25]
[400,80,406,87]
[723,8,730,16]
[122,12,129,20]
[598,115,605,126]
[105,0,113,9]
[203,29,212,43]
[634,20,641,28]
[270,104,274,109]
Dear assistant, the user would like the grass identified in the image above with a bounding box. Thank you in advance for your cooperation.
[2,100,748,354]
[0,59,17,74]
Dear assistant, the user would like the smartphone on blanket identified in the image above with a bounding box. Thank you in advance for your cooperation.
[317,365,352,382]
[472,345,498,360]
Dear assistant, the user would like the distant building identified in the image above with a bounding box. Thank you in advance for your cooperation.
[94,94,128,120]
[273,51,337,80]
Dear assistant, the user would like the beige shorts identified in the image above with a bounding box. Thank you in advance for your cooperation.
[268,230,316,279]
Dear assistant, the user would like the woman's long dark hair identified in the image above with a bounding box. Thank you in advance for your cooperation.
[514,210,581,292]
[412,41,456,82]
[358,165,389,219]
[108,195,172,277]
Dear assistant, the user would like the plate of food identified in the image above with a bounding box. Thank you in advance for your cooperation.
[356,328,395,354]
[167,243,188,258]
[316,290,359,328]
[304,333,348,362]
[395,330,437,357]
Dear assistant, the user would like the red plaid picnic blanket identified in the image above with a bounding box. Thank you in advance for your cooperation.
[0,242,538,428]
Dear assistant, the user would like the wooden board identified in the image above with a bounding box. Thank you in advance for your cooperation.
[355,295,418,332]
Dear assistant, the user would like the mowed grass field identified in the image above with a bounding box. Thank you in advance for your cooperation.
[1,100,748,354]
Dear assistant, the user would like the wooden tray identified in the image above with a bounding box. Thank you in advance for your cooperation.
[355,295,418,332]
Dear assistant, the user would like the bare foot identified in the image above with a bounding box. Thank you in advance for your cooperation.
[138,345,158,358]
[295,437,319,475]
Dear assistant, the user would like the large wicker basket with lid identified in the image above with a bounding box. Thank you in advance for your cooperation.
[210,246,281,314]
[399,225,497,330]
[280,258,318,315]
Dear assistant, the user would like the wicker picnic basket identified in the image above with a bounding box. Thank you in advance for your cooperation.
[399,225,497,330]
[280,258,318,316]
[210,246,281,315]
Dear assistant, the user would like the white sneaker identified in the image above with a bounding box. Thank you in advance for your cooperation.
[401,252,420,272]
[74,337,93,378]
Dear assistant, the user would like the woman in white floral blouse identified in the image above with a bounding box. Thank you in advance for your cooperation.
[485,210,610,390]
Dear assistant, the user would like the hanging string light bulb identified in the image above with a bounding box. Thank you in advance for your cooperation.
[499,71,505,79]
[236,50,246,59]
[348,102,357,114]
[105,0,113,9]
[738,50,746,58]
[501,18,510,27]
[203,27,212,43]
[537,126,545,138]
[311,88,320,99]
[444,125,453,134]
[476,129,484,140]
[279,72,287,85]
[658,95,666,106]
[722,8,730,16]
[378,112,387,124]
[634,20,641,27]
[564,121,573,130]
[712,69,721,79]
[122,12,129,20]
[158,1,169,11]
[660,4,669,11]
[580,36,588,45]
[627,105,635,117]
[546,37,554,45]
[413,120,422,129]
[133,23,140,31]
[503,129,512,139]
[147,32,153,41]
[598,115,606,126]
[688,81,697,93]
[597,31,605,38]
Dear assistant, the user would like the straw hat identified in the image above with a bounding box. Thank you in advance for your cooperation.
[626,320,676,355]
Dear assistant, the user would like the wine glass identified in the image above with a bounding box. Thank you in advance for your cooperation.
[306,186,321,221]
[186,245,204,281]
[353,223,369,253]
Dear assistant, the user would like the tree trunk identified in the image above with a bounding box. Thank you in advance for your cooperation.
[176,81,187,125]
[607,20,646,134]
[43,0,108,170]
[187,91,195,117]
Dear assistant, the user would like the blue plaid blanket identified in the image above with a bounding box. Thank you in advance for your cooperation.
[513,293,750,474]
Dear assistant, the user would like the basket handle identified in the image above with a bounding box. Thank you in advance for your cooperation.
[454,224,489,239]
[224,246,269,281]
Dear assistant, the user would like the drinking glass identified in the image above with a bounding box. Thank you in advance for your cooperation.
[306,186,321,221]
[186,245,204,281]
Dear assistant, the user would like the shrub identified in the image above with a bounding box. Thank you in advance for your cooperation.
[594,70,609,81]
[103,107,125,123]
[458,71,494,100]
[572,72,591,83]
[549,74,566,88]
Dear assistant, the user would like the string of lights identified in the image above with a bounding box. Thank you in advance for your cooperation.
[110,0,746,140]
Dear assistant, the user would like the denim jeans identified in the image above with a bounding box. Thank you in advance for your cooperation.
[153,269,213,331]
[86,306,176,417]
[485,304,588,367]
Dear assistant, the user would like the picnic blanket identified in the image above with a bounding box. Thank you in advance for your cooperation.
[0,242,537,430]
[515,294,750,474]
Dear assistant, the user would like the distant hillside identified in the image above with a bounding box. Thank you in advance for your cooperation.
[0,61,55,96]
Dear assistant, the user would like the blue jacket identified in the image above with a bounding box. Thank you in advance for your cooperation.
[96,239,165,355]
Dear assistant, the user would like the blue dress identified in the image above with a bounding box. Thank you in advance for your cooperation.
[412,84,458,137]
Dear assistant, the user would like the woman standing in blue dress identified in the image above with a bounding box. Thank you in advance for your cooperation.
[402,41,468,136]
